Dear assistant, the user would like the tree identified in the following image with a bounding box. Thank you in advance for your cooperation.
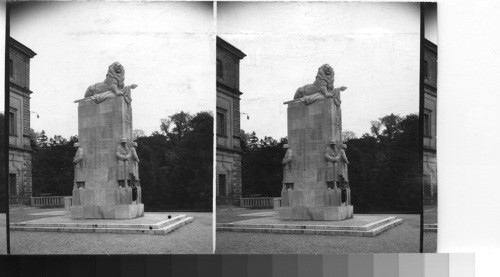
[132,129,146,140]
[165,111,213,210]
[160,111,194,142]
[138,111,212,211]
[37,130,49,149]
[342,130,357,142]
[31,134,78,196]
[347,113,420,213]
[240,131,287,198]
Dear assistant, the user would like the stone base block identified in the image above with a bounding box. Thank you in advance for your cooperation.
[281,188,351,207]
[278,205,353,221]
[72,187,140,207]
[70,204,144,219]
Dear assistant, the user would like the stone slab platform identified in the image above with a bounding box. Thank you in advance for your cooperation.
[10,212,193,235]
[278,205,353,221]
[217,214,403,237]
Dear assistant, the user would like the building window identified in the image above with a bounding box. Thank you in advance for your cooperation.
[9,58,15,79]
[9,110,17,136]
[216,111,227,136]
[423,110,431,137]
[217,59,224,80]
[9,174,17,196]
[423,59,429,81]
[218,174,226,196]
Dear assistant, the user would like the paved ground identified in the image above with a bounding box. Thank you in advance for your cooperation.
[424,205,438,224]
[0,213,6,254]
[216,208,420,254]
[423,232,437,253]
[423,205,438,253]
[9,206,213,254]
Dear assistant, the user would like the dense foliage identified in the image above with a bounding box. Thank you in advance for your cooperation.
[31,133,78,197]
[29,111,213,212]
[240,131,288,198]
[241,113,421,214]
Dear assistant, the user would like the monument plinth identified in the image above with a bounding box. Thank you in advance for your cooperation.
[70,62,143,219]
[278,64,353,221]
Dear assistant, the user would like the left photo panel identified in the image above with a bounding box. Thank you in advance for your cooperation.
[7,1,215,254]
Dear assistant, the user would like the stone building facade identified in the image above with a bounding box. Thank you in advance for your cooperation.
[8,38,36,204]
[423,38,437,205]
[216,37,246,205]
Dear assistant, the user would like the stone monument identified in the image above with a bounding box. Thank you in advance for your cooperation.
[279,64,353,221]
[70,62,144,219]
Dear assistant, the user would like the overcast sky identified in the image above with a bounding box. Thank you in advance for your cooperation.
[218,2,420,139]
[10,1,214,138]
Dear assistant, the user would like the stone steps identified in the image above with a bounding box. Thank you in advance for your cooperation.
[10,215,194,235]
[217,217,403,237]
[218,216,396,231]
[154,217,194,235]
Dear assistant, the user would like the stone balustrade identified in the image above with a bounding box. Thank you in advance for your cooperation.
[30,196,66,207]
[273,198,281,210]
[240,197,274,208]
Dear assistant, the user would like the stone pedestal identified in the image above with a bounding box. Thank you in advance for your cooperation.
[278,97,353,221]
[71,96,143,219]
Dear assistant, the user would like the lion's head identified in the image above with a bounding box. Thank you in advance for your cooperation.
[316,64,334,90]
[106,62,125,88]
[318,64,334,79]
[108,62,125,76]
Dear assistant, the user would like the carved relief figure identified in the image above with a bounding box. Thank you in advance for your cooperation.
[129,173,140,204]
[84,62,138,103]
[293,64,347,106]
[282,144,294,191]
[73,142,85,189]
[115,138,131,188]
[129,141,140,181]
[337,143,349,185]
[325,140,339,190]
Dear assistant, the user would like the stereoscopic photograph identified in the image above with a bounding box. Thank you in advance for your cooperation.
[7,1,214,254]
[215,1,436,253]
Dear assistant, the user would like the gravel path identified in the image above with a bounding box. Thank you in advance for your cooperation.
[9,209,213,254]
[216,208,420,254]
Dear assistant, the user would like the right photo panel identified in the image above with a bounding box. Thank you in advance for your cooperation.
[422,2,438,253]
[216,1,433,253]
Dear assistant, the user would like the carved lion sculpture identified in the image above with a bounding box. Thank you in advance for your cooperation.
[293,64,346,100]
[84,62,137,98]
